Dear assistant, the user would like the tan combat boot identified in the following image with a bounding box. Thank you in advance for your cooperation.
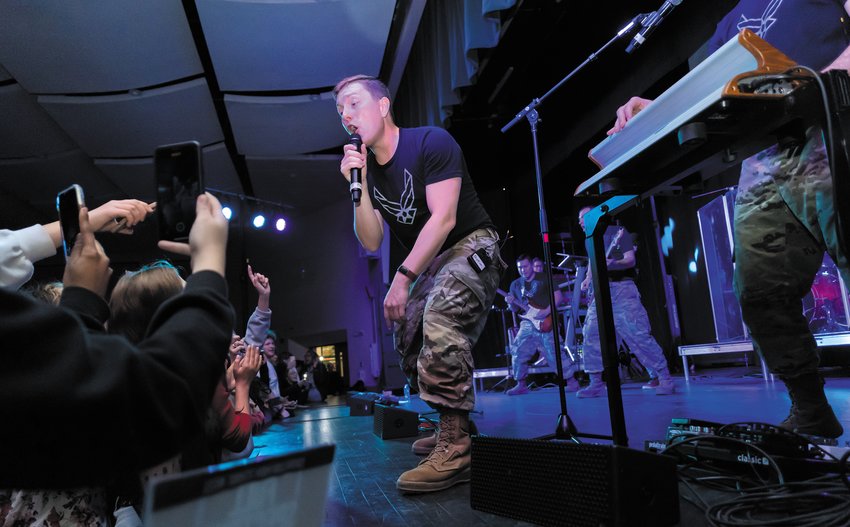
[397,411,471,492]
[411,419,478,455]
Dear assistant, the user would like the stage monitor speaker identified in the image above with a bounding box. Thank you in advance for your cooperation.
[471,436,679,527]
[373,404,420,440]
[348,394,375,416]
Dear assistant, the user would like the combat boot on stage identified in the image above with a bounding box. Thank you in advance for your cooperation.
[411,419,478,455]
[397,410,471,492]
[779,372,843,438]
[576,372,606,398]
[506,379,530,396]
[654,367,675,396]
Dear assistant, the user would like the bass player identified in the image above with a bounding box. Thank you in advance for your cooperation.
[504,254,579,395]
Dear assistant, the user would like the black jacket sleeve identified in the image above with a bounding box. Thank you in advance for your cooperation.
[0,270,233,488]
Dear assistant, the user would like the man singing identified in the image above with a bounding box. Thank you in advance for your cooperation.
[334,75,504,493]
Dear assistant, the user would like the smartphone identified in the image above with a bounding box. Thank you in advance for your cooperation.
[155,141,203,243]
[56,184,85,260]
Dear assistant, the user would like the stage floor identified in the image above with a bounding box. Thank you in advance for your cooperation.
[250,367,850,526]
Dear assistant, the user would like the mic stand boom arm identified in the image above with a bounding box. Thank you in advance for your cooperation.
[501,13,644,445]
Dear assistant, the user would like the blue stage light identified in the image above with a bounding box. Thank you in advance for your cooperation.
[252,214,266,229]
[222,206,232,220]
[275,218,286,232]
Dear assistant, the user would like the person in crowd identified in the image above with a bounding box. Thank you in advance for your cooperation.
[0,198,153,289]
[605,0,849,437]
[226,337,267,433]
[335,74,505,492]
[256,330,296,419]
[279,350,310,405]
[107,259,260,471]
[22,280,64,305]
[532,256,544,274]
[0,193,233,489]
[1,280,109,526]
[576,207,673,398]
[505,254,579,395]
[303,348,329,403]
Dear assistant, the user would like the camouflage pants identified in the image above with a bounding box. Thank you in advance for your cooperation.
[395,228,505,412]
[581,280,668,374]
[511,319,577,381]
[733,128,849,378]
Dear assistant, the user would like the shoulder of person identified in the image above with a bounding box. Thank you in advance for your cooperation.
[414,126,458,146]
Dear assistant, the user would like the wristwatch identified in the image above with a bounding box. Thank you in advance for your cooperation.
[397,264,419,282]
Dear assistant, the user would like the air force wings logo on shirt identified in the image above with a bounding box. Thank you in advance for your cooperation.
[736,0,781,38]
[374,169,417,224]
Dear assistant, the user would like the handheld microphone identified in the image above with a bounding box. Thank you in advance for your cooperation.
[625,0,683,54]
[349,133,363,203]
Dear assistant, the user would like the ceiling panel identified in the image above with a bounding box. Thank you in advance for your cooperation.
[247,155,348,214]
[96,142,243,203]
[0,84,77,159]
[196,0,396,91]
[94,158,157,203]
[226,92,348,156]
[201,143,243,195]
[0,151,124,215]
[0,1,202,94]
[38,79,223,158]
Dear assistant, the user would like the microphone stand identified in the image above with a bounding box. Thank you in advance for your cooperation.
[501,13,646,443]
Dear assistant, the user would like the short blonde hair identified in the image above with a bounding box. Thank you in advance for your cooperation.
[333,74,390,103]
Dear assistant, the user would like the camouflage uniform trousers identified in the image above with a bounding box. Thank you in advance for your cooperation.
[581,280,668,374]
[733,127,849,378]
[395,228,505,412]
[510,319,577,381]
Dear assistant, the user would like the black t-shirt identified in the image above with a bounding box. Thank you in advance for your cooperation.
[707,0,850,70]
[604,225,637,281]
[509,275,552,309]
[367,126,493,252]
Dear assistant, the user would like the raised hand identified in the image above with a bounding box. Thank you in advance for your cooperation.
[247,264,271,310]
[229,334,246,361]
[62,207,112,298]
[233,344,263,388]
[158,193,228,276]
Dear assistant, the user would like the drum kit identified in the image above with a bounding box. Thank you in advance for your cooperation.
[805,264,848,334]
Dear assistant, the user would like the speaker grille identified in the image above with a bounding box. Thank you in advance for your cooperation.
[472,437,611,526]
[471,436,679,527]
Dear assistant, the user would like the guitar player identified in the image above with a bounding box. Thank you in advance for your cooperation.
[576,207,674,398]
[504,254,579,395]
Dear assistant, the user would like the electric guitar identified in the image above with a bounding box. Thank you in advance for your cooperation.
[606,226,625,259]
[497,288,553,332]
[585,226,625,301]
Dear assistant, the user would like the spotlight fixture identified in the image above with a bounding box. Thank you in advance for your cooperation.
[206,188,288,233]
